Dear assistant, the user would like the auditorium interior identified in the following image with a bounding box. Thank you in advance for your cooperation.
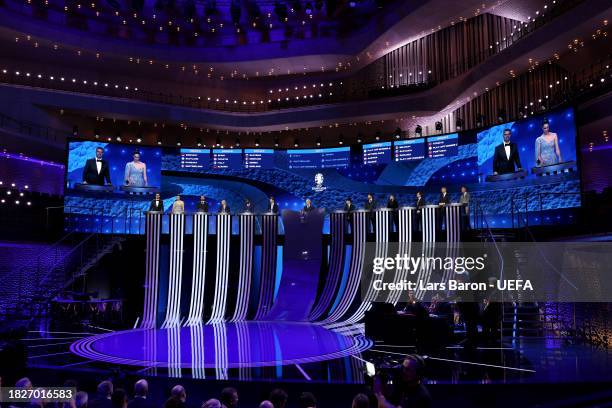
[0,0,612,406]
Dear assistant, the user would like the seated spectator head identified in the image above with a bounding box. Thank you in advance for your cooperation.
[258,402,274,408]
[201,399,221,408]
[401,355,425,385]
[269,389,288,408]
[297,392,317,408]
[97,381,114,399]
[351,394,369,408]
[15,377,33,389]
[163,397,183,408]
[134,379,148,398]
[112,389,128,408]
[76,391,89,408]
[171,385,187,403]
[219,387,238,408]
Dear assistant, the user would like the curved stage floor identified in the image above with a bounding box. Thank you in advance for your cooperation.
[70,321,372,368]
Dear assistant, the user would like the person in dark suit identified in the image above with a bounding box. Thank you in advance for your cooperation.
[196,196,209,212]
[82,147,112,186]
[218,199,230,214]
[415,191,425,235]
[493,128,523,175]
[459,185,471,230]
[267,196,279,214]
[149,193,164,212]
[127,380,154,408]
[343,197,355,233]
[89,381,113,408]
[438,186,450,231]
[302,198,315,213]
[364,193,377,233]
[243,199,253,213]
[387,194,399,233]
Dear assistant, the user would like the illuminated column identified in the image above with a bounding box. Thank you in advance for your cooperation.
[162,213,185,328]
[375,208,390,242]
[398,207,414,243]
[208,213,231,323]
[254,213,278,320]
[231,213,255,322]
[309,211,345,321]
[142,211,161,328]
[422,205,438,242]
[185,213,209,326]
[445,203,462,242]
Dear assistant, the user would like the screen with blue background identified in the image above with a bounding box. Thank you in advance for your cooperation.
[63,106,581,233]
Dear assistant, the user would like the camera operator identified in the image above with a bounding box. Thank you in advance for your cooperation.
[374,355,432,408]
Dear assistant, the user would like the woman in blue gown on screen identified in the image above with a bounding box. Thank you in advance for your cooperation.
[124,151,148,187]
[535,122,562,167]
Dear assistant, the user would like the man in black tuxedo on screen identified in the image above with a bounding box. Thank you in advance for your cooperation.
[82,146,112,185]
[149,193,164,212]
[493,128,523,175]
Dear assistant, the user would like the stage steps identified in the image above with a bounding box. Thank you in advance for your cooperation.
[0,233,124,320]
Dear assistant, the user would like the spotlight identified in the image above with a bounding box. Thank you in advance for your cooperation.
[156,135,163,145]
[115,131,121,142]
[375,131,381,141]
[294,138,299,147]
[415,125,422,136]
[235,137,241,147]
[72,125,79,137]
[497,109,506,123]
[176,136,182,146]
[435,121,443,133]
[196,137,203,147]
[136,132,143,143]
[94,128,100,139]
[230,0,241,24]
[316,136,322,146]
[274,136,280,147]
[255,138,260,147]
[356,132,363,143]
[339,134,344,145]
[455,118,463,131]
[215,136,221,147]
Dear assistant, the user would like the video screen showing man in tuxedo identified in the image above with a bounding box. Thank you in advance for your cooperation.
[493,129,522,175]
[82,147,112,185]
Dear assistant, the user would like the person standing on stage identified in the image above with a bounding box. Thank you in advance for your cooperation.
[438,186,450,231]
[415,191,425,233]
[364,193,377,233]
[459,185,471,230]
[149,193,164,212]
[171,195,185,214]
[82,146,112,186]
[493,128,523,175]
[267,196,279,214]
[387,194,399,233]
[196,196,209,213]
[219,199,231,214]
[243,198,254,213]
[302,198,315,213]
[343,197,355,233]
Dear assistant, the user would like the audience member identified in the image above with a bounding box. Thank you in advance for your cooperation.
[268,389,288,408]
[219,388,238,408]
[127,380,153,408]
[75,392,89,408]
[111,389,128,408]
[297,392,316,408]
[201,400,221,408]
[351,394,369,408]
[170,386,187,403]
[89,381,113,408]
[258,402,274,408]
